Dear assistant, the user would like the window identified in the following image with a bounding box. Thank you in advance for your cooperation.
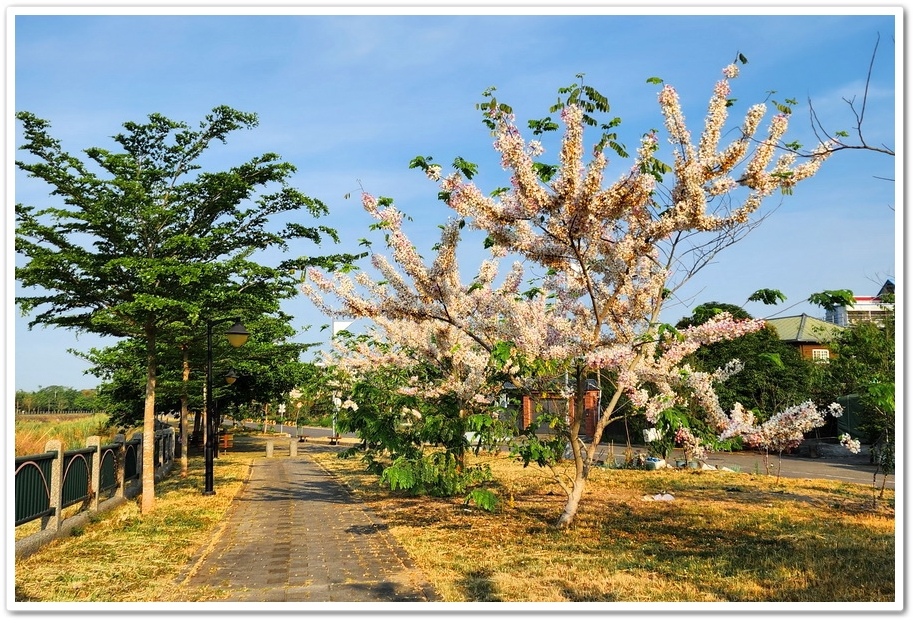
[811,348,830,361]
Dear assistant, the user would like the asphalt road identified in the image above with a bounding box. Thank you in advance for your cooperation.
[602,444,894,490]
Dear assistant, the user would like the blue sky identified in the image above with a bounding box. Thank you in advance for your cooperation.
[8,5,901,393]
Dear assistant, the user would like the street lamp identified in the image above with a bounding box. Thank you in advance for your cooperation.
[204,318,250,496]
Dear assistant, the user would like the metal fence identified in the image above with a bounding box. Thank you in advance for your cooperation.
[14,427,175,558]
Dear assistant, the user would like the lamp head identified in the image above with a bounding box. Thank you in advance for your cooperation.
[225,321,250,348]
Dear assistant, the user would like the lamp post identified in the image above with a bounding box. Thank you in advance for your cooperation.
[204,318,250,496]
[329,321,352,446]
[331,392,341,445]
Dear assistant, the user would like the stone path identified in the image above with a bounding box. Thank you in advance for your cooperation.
[178,452,441,602]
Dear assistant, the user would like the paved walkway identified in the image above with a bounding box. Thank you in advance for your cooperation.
[177,446,441,603]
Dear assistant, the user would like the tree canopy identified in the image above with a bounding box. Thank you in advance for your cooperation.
[15,106,353,512]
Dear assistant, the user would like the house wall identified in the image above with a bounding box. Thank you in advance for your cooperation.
[798,344,832,360]
[520,389,601,437]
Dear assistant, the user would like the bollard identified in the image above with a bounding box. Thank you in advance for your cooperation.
[289,440,297,457]
[266,440,274,458]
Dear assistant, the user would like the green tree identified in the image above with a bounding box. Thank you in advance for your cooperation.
[676,302,815,418]
[285,361,336,429]
[15,106,344,513]
[341,362,494,500]
[15,385,97,413]
[217,312,319,425]
[816,306,895,445]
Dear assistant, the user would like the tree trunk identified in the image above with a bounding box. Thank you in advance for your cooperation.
[556,364,589,527]
[555,473,588,528]
[457,405,467,471]
[141,325,157,514]
[180,347,190,478]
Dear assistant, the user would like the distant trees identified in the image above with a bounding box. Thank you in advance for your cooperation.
[816,300,895,445]
[15,386,100,414]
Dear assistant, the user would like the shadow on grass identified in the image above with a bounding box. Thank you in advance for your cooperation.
[458,568,501,601]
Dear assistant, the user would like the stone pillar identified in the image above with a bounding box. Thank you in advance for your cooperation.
[87,435,101,512]
[42,440,63,533]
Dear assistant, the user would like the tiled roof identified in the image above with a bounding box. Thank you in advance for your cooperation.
[766,314,843,344]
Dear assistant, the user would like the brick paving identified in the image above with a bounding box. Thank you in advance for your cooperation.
[178,448,441,602]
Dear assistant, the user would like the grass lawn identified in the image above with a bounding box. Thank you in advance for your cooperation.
[313,450,896,603]
[13,439,896,604]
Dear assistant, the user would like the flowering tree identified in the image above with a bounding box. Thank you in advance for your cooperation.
[305,219,517,498]
[304,62,836,527]
[721,401,846,483]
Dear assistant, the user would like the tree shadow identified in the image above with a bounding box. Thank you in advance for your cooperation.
[457,568,501,601]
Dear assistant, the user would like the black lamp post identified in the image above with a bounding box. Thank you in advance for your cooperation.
[204,318,250,496]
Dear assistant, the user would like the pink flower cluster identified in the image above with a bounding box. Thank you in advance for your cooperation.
[726,400,843,454]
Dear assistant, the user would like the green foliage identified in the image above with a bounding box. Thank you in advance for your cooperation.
[677,302,815,418]
[511,419,568,468]
[15,385,100,414]
[866,381,894,414]
[644,408,690,459]
[815,309,894,446]
[464,487,500,512]
[476,86,515,131]
[528,117,559,135]
[335,359,507,500]
[747,288,787,306]
[381,452,492,497]
[808,289,855,311]
[532,162,559,182]
[479,77,628,164]
[466,411,515,454]
[15,106,355,505]
[452,157,478,180]
[408,155,434,171]
[679,301,752,325]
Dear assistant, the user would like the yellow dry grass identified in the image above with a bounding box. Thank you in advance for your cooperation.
[312,450,895,603]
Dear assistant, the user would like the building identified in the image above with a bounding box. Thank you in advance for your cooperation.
[766,314,844,361]
[503,379,602,438]
[824,279,894,327]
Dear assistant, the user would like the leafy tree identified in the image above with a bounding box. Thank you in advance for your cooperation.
[676,301,815,419]
[15,106,346,513]
[311,318,505,501]
[339,360,496,502]
[808,289,856,311]
[283,361,337,429]
[816,306,895,445]
[218,312,319,425]
[305,61,837,527]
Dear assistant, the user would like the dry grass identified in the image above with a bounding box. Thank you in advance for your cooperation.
[13,441,896,604]
[15,413,129,456]
[312,450,896,603]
